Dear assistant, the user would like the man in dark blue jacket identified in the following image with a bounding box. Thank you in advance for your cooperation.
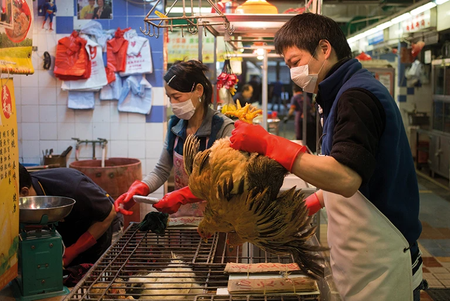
[230,13,424,301]
[19,164,122,268]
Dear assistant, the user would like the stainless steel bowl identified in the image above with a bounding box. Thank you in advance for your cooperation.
[19,196,76,225]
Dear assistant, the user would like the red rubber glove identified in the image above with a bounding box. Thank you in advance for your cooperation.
[63,231,97,267]
[230,120,307,171]
[153,186,203,214]
[114,180,149,216]
[305,193,322,216]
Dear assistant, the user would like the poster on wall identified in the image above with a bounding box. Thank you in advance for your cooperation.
[0,0,34,75]
[368,67,395,97]
[77,0,112,20]
[0,78,19,291]
[0,0,13,28]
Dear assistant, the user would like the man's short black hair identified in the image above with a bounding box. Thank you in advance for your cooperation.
[274,13,352,61]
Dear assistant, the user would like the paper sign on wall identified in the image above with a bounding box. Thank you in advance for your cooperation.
[0,78,19,290]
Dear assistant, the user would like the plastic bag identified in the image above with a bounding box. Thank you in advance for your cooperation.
[118,75,152,114]
[80,20,115,50]
[61,35,108,91]
[106,27,130,72]
[119,30,153,76]
[54,31,91,80]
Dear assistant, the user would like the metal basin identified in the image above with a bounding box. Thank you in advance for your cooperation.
[19,196,76,225]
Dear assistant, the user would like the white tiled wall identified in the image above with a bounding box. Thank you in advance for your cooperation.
[16,10,167,205]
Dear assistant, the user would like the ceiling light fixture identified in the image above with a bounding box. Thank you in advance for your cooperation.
[235,0,278,14]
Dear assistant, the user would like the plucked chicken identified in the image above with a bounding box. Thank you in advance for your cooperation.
[184,135,326,279]
[128,253,203,299]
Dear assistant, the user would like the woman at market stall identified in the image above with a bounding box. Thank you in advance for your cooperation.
[229,13,425,301]
[114,60,234,220]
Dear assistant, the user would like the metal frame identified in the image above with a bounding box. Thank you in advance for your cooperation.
[141,0,233,38]
[65,224,331,300]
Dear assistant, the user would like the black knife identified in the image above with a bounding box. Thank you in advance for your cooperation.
[60,146,73,157]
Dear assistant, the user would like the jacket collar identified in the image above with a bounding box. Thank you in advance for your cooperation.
[316,58,361,116]
[31,177,46,195]
[171,106,215,137]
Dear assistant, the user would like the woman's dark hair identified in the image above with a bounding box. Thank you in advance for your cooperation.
[241,84,252,92]
[19,163,32,190]
[274,13,352,60]
[164,60,213,112]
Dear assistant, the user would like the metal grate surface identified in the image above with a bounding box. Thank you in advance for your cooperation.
[65,224,321,301]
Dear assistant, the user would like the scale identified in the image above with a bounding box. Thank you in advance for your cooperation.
[12,196,76,301]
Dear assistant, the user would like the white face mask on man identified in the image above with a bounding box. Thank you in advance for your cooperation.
[290,55,325,94]
[171,98,197,120]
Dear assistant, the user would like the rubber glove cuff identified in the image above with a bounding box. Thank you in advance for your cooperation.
[230,121,306,171]
[63,232,97,267]
[265,135,307,171]
[153,186,203,214]
[305,193,322,216]
[114,180,149,216]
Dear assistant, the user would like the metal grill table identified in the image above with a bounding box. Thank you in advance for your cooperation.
[64,224,335,301]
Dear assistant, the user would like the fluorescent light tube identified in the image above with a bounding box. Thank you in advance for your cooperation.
[410,2,436,15]
[391,13,411,24]
[376,21,392,30]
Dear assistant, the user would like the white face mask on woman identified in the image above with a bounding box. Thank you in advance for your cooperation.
[171,98,196,120]
[290,55,325,94]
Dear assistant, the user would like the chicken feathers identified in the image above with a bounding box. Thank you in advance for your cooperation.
[183,135,326,279]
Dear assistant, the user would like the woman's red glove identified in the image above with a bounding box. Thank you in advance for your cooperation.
[153,186,203,214]
[114,180,149,216]
[230,120,307,171]
[305,193,323,216]
[63,232,97,267]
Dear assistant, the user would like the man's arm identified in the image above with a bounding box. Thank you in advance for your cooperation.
[63,204,116,267]
[291,153,362,198]
[87,204,116,240]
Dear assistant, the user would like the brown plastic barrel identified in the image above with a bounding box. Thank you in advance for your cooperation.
[69,157,142,229]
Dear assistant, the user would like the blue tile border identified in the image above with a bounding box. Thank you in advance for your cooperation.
[146,105,166,123]
[55,16,74,34]
[398,95,407,103]
[407,87,415,95]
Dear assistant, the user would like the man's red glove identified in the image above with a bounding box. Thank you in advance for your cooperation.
[230,120,307,171]
[114,180,149,216]
[305,193,322,216]
[63,231,97,267]
[153,186,203,214]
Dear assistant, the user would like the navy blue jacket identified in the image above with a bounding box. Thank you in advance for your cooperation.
[319,59,421,251]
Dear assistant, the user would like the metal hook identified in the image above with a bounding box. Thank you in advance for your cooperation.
[140,22,149,36]
[147,24,154,37]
